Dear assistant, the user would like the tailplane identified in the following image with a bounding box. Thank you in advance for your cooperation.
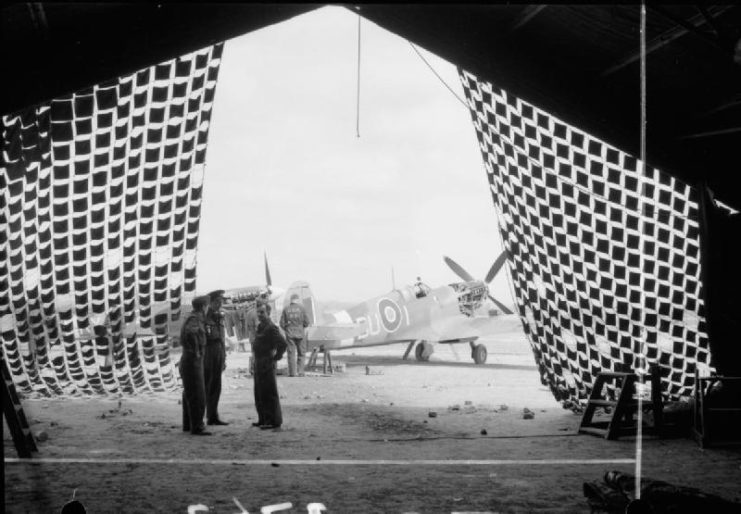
[283,281,318,325]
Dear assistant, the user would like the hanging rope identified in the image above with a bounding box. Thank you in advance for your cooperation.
[356,14,361,138]
[408,41,469,109]
[635,1,648,501]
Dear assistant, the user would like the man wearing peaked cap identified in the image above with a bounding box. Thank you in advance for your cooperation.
[209,290,225,301]
[192,295,210,311]
[204,289,228,425]
[178,295,212,436]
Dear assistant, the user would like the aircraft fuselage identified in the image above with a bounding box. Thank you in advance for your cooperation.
[311,280,488,349]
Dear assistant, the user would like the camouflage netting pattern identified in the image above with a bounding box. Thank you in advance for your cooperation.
[1,44,224,397]
[459,70,712,408]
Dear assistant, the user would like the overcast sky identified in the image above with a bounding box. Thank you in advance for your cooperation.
[197,6,511,305]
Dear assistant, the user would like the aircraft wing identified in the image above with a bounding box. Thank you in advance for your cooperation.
[307,323,366,344]
[427,313,522,343]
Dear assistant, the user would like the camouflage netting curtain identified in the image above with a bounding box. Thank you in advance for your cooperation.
[459,70,712,408]
[1,44,224,397]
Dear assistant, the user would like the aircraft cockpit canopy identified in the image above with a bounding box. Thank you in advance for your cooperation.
[414,280,431,299]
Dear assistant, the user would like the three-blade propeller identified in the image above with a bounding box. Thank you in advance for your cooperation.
[443,251,514,315]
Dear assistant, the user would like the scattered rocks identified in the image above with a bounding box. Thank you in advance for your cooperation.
[499,404,509,411]
[480,429,488,435]
[523,408,535,420]
[428,411,438,418]
[49,421,58,427]
[98,405,134,420]
[35,430,49,442]
[464,400,473,406]
[450,404,461,411]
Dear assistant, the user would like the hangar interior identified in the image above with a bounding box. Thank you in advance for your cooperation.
[2,3,740,450]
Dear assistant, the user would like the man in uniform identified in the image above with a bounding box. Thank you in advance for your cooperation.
[204,289,228,426]
[279,294,311,376]
[252,303,287,430]
[179,295,211,436]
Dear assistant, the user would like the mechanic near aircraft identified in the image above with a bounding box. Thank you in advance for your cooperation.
[204,289,229,425]
[280,293,311,377]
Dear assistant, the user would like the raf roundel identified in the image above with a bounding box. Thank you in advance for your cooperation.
[377,298,403,333]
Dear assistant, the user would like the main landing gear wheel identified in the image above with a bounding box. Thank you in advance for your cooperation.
[415,341,433,362]
[472,343,487,365]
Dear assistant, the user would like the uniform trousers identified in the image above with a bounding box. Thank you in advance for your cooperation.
[179,353,206,433]
[286,336,306,376]
[203,342,225,422]
[253,356,282,427]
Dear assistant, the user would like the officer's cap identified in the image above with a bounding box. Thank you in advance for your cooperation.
[290,294,300,301]
[192,295,210,311]
[208,289,225,301]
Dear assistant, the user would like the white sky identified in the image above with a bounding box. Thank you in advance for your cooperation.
[197,6,512,305]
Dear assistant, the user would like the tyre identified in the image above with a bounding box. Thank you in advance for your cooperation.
[415,341,432,362]
[473,343,487,364]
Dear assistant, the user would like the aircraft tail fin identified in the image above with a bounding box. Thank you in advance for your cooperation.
[283,281,318,325]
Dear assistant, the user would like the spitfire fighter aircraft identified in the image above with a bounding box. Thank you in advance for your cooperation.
[284,252,514,365]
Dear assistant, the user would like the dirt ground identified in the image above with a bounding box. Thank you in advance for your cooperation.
[4,334,741,513]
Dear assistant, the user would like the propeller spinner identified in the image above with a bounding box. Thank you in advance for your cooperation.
[444,251,513,315]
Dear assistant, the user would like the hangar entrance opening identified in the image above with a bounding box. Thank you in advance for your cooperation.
[3,5,739,513]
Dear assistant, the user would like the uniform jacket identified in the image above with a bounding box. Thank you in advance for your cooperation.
[180,313,207,358]
[205,310,225,345]
[279,303,310,339]
[253,319,288,361]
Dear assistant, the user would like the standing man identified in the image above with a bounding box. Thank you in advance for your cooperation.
[204,289,228,426]
[179,295,211,436]
[279,294,311,377]
[252,303,287,430]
